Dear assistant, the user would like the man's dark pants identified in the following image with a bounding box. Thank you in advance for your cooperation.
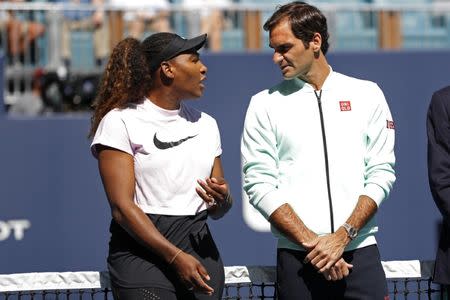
[277,245,389,300]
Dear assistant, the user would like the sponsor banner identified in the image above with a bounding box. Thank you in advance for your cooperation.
[0,220,31,241]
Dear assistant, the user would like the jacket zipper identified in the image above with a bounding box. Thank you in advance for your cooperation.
[314,90,335,233]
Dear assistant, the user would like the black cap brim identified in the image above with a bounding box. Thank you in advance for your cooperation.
[177,34,207,54]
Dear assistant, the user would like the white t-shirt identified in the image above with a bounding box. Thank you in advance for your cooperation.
[91,99,222,215]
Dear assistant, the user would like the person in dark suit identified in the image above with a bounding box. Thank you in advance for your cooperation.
[427,85,450,290]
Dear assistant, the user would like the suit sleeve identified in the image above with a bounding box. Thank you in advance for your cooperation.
[427,89,450,221]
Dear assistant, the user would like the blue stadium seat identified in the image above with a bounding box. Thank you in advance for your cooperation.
[70,31,95,69]
[373,0,450,49]
[332,11,378,50]
[221,29,245,51]
[169,0,188,37]
[402,12,448,48]
[313,0,378,51]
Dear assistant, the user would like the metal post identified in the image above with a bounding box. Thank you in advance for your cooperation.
[47,9,62,69]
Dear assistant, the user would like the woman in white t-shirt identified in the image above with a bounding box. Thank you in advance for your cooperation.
[88,32,232,300]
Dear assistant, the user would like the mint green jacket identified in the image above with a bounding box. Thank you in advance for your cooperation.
[241,69,396,251]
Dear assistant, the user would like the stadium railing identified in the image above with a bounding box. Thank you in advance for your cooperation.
[0,260,448,299]
[2,1,450,111]
[1,1,450,62]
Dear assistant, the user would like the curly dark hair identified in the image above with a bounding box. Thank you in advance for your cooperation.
[263,1,330,55]
[88,37,152,138]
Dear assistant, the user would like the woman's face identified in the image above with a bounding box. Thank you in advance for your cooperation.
[170,51,208,99]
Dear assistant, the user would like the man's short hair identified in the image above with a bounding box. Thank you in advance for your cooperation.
[263,1,330,55]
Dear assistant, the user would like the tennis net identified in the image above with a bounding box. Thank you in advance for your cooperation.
[0,261,447,300]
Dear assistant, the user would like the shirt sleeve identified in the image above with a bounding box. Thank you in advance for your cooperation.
[213,118,222,157]
[427,89,450,220]
[90,110,133,158]
[241,96,286,220]
[362,83,396,206]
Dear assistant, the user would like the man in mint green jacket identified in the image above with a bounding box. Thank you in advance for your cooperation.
[241,2,395,299]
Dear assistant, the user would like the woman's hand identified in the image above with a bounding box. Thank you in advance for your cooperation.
[171,250,214,295]
[196,177,228,206]
[196,177,232,219]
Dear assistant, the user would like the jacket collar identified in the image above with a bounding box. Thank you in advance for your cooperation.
[297,65,334,92]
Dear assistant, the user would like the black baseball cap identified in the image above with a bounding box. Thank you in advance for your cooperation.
[143,33,207,72]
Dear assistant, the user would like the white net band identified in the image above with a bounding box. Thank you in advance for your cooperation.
[0,260,424,292]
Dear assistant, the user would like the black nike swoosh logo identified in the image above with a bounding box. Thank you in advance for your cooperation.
[153,133,198,150]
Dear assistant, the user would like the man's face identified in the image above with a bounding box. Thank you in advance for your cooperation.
[170,51,207,99]
[269,19,315,80]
